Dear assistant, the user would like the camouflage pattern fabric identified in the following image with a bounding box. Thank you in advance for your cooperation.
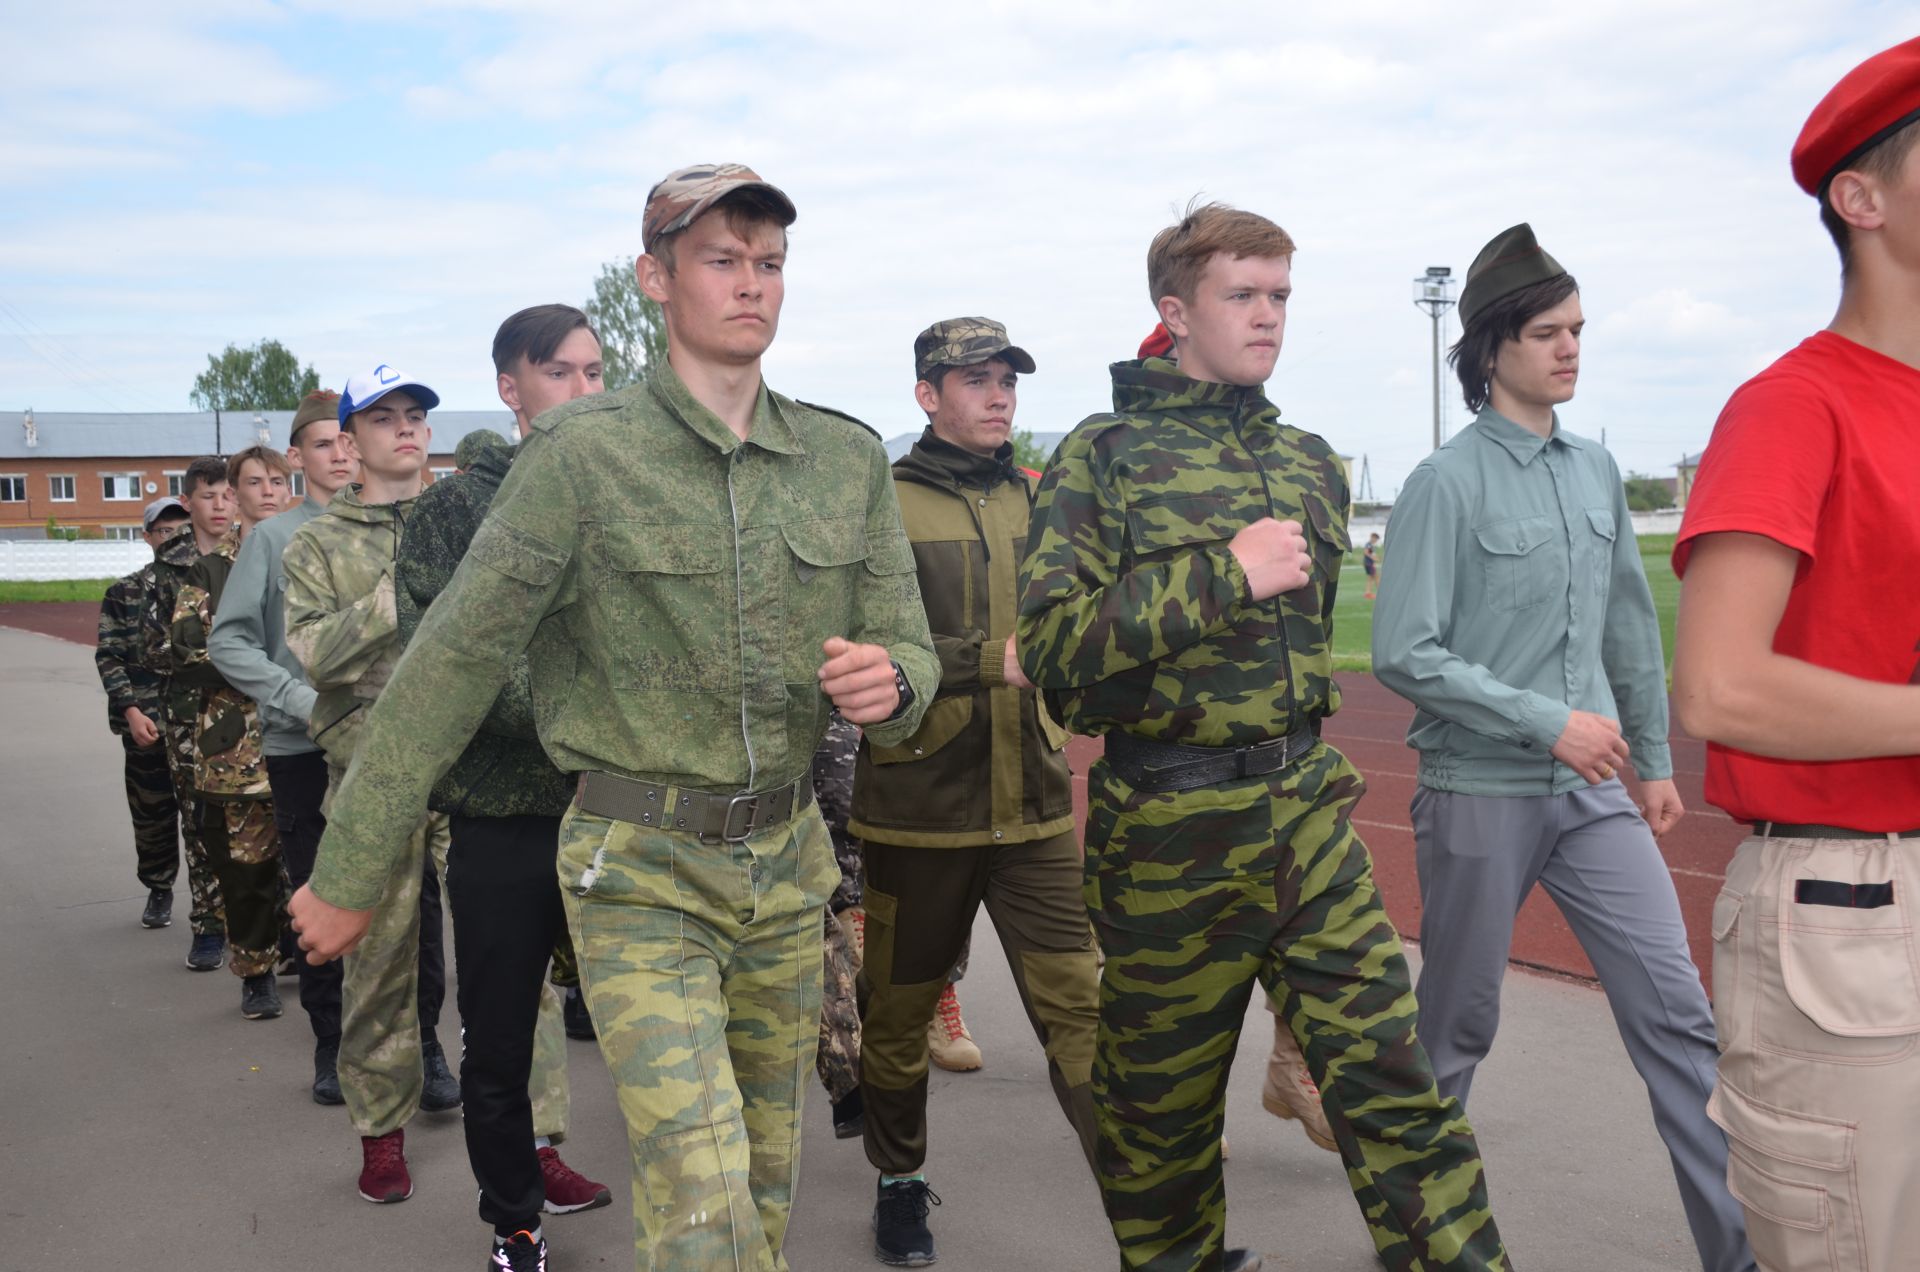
[642,162,794,252]
[1017,357,1507,1270]
[813,714,864,1101]
[163,710,224,937]
[202,798,285,978]
[558,801,839,1271]
[454,428,510,471]
[95,566,163,742]
[550,927,581,990]
[813,714,863,915]
[172,530,272,800]
[911,316,1036,381]
[530,980,571,1143]
[122,745,180,890]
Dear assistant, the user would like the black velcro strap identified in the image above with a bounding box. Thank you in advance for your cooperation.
[1794,879,1896,909]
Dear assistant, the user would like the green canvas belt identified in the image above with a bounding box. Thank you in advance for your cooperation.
[576,770,815,843]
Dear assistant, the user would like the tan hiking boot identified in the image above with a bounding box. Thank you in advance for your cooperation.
[1263,1018,1337,1152]
[927,982,982,1071]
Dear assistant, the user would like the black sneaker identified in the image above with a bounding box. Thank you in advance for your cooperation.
[873,1176,940,1266]
[240,972,283,1020]
[421,1038,462,1112]
[832,1088,865,1139]
[1223,1250,1263,1272]
[141,887,173,929]
[313,1038,344,1106]
[563,985,595,1040]
[185,933,225,971]
[488,1228,548,1271]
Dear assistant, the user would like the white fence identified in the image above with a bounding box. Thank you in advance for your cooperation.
[0,540,151,581]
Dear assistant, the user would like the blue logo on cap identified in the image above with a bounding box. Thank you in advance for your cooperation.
[375,365,400,385]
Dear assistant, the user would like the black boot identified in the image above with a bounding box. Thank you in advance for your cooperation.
[832,1088,865,1139]
[563,985,596,1041]
[420,1036,461,1112]
[312,1037,344,1106]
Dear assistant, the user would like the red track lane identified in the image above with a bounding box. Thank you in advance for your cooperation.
[8,601,1736,985]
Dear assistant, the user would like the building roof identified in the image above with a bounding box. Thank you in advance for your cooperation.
[1680,451,1705,468]
[2,409,518,461]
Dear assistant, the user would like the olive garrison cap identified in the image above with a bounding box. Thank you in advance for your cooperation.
[642,163,796,255]
[289,389,340,441]
[1792,36,1920,195]
[1457,223,1567,328]
[913,317,1036,383]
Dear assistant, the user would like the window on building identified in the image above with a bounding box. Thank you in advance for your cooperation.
[429,467,455,484]
[289,472,306,497]
[49,475,75,502]
[102,472,142,501]
[0,475,24,502]
[165,471,185,497]
[103,525,142,542]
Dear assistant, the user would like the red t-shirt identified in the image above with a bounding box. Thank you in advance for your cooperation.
[1674,330,1920,830]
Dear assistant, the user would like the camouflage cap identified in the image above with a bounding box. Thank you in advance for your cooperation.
[913,317,1037,383]
[454,428,511,470]
[642,163,796,254]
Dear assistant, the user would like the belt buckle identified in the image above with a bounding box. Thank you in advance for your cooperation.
[718,792,762,843]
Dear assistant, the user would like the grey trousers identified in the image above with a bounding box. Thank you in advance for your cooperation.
[1410,779,1754,1272]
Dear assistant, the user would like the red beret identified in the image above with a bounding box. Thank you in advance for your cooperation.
[1792,35,1920,195]
[1138,322,1174,359]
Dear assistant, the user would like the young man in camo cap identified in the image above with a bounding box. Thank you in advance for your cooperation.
[290,163,937,1272]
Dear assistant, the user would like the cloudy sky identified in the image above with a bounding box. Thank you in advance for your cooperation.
[0,2,1906,495]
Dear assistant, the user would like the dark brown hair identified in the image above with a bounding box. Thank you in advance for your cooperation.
[182,455,229,497]
[1448,274,1581,414]
[226,445,292,485]
[492,304,599,375]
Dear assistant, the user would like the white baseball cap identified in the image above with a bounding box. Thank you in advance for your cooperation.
[338,364,441,423]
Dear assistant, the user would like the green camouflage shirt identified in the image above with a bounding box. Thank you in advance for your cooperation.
[1016,356,1350,747]
[142,525,200,695]
[95,564,161,744]
[309,361,938,910]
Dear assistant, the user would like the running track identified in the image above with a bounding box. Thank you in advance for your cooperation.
[7,600,1737,986]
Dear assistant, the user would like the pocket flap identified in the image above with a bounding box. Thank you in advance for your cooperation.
[1302,492,1350,553]
[1778,849,1920,1036]
[1585,507,1618,541]
[1708,1081,1854,1173]
[1127,494,1235,552]
[600,523,724,575]
[868,694,972,764]
[1711,887,1744,942]
[471,516,570,586]
[1473,515,1553,557]
[781,516,869,569]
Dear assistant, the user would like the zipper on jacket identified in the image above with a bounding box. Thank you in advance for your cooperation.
[1228,408,1302,731]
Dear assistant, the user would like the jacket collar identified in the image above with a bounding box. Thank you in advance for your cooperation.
[897,427,1017,490]
[1469,406,1585,465]
[1109,357,1278,437]
[646,359,804,456]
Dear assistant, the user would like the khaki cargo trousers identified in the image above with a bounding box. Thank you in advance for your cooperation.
[557,799,839,1272]
[1709,829,1920,1271]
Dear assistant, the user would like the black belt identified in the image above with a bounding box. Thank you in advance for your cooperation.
[1754,821,1920,841]
[576,771,814,842]
[1104,723,1320,793]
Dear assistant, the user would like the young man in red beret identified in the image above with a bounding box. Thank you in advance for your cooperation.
[1672,35,1920,1270]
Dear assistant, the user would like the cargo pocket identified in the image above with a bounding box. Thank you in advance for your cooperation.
[1709,1081,1862,1270]
[1769,846,1920,1061]
[1710,885,1745,1053]
[1473,514,1562,613]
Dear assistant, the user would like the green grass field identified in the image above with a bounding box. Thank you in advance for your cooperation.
[1332,533,1678,673]
[0,579,116,603]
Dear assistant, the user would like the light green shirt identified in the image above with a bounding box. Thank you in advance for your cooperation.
[1371,408,1671,795]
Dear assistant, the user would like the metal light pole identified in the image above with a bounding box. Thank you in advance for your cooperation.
[1412,266,1458,451]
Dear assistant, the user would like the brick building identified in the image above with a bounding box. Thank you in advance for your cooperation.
[1,408,517,539]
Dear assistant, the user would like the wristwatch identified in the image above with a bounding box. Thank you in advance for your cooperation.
[885,659,915,722]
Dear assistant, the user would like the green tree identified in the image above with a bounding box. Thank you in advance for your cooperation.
[585,257,669,391]
[1622,473,1676,513]
[189,339,320,411]
[1011,429,1051,473]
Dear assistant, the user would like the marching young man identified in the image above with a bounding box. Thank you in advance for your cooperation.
[170,445,294,1021]
[148,456,231,971]
[95,497,192,931]
[284,370,460,1204]
[393,304,612,1263]
[289,164,937,1272]
[1372,225,1751,1272]
[210,391,359,1098]
[1017,201,1508,1272]
[848,318,1101,1266]
[1672,36,1920,1270]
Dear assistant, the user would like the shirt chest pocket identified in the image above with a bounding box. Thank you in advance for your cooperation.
[779,515,874,679]
[595,522,730,690]
[1125,494,1239,561]
[1473,514,1566,613]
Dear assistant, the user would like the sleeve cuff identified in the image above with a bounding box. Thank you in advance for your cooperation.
[1631,740,1674,781]
[978,637,1007,687]
[1521,696,1572,754]
[307,836,391,912]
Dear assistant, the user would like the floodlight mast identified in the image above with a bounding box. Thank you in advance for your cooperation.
[1412,266,1458,451]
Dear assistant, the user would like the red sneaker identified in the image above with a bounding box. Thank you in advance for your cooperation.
[358,1129,413,1203]
[538,1146,612,1214]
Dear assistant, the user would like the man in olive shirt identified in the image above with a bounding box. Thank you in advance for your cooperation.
[290,164,937,1272]
[1372,224,1751,1272]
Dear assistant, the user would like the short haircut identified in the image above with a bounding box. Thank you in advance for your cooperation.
[651,189,793,275]
[918,356,1014,396]
[226,445,292,486]
[1820,117,1920,273]
[1147,199,1297,308]
[492,304,599,375]
[183,455,229,497]
[1447,273,1581,414]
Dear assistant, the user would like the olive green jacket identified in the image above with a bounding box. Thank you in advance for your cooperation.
[849,430,1074,848]
[308,363,939,910]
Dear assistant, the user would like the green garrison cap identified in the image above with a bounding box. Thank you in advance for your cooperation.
[1457,223,1567,327]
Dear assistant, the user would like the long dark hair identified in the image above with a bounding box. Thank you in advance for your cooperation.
[1447,274,1579,414]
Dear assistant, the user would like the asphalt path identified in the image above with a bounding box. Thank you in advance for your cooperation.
[2,620,1711,1270]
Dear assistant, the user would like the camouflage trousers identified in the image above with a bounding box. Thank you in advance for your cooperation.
[121,742,180,891]
[818,907,862,1103]
[201,796,288,979]
[550,926,582,990]
[1084,744,1508,1272]
[558,799,838,1272]
[162,712,223,936]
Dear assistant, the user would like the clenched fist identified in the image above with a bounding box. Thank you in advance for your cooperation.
[1228,517,1313,600]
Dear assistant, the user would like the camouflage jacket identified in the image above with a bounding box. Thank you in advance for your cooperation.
[170,527,269,800]
[849,430,1074,847]
[141,525,201,707]
[282,485,415,771]
[1015,357,1350,747]
[309,361,938,910]
[95,564,162,747]
[395,436,573,819]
